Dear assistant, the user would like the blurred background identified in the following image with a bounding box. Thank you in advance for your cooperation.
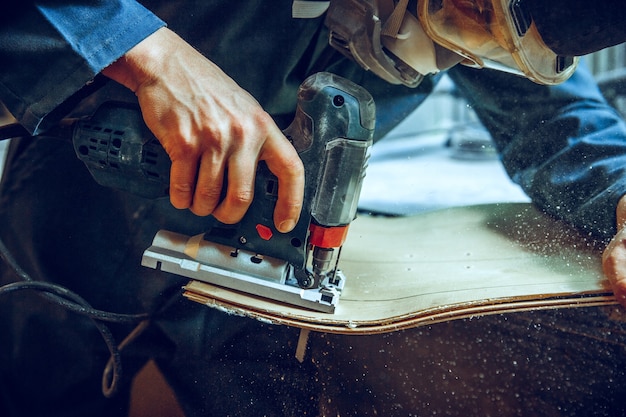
[357,44,626,215]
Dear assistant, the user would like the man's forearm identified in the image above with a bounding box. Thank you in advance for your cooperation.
[101,27,175,94]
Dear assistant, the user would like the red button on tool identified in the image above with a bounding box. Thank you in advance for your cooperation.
[256,224,273,241]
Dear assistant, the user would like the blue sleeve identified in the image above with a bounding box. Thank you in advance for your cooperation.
[0,0,165,133]
[447,62,626,242]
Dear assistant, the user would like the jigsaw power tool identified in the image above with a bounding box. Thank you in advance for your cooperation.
[61,72,375,313]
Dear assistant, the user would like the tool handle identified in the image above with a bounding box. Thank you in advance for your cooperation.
[72,101,171,199]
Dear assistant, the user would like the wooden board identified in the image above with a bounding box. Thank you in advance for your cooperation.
[183,203,618,334]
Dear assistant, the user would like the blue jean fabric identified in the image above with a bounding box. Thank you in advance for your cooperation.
[448,62,626,242]
[1,1,626,416]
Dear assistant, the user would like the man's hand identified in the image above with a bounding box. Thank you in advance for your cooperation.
[102,27,304,232]
[602,195,626,306]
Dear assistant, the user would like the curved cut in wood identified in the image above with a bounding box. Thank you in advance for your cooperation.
[183,203,617,334]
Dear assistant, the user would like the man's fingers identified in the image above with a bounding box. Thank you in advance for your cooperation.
[272,156,304,233]
[165,121,304,232]
[263,130,305,233]
[602,231,626,305]
[168,158,196,209]
[189,152,225,217]
[210,153,255,224]
[211,129,304,232]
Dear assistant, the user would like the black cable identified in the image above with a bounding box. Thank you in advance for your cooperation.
[0,235,148,322]
[0,280,125,397]
[0,235,151,398]
[0,72,149,397]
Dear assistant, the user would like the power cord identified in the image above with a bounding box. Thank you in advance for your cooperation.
[0,235,151,398]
